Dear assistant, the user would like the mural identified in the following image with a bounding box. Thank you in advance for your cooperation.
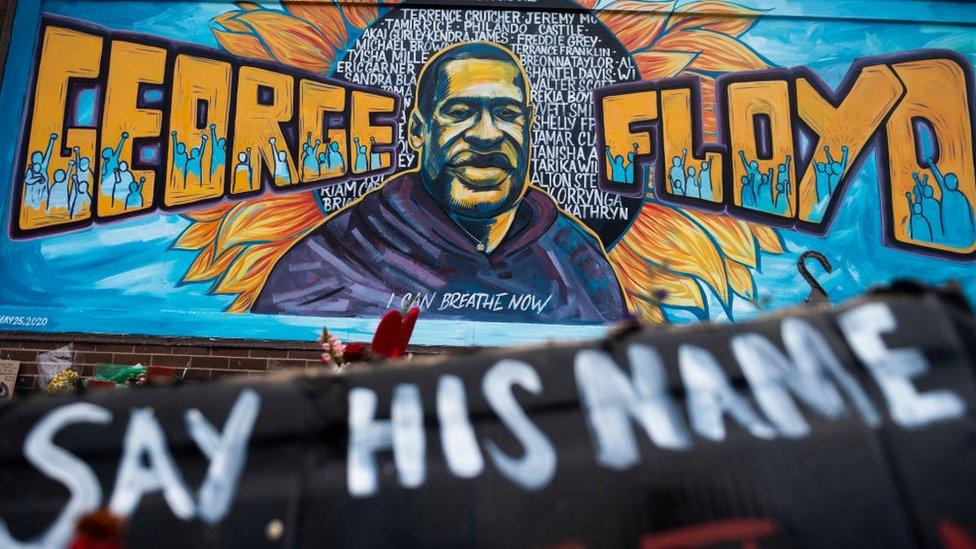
[1,0,975,345]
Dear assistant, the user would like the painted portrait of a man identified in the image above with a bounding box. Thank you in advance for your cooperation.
[252,42,628,322]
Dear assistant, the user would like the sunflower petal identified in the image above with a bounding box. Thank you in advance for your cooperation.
[620,202,730,306]
[682,209,758,267]
[750,224,785,254]
[215,193,324,257]
[284,1,349,52]
[575,0,599,8]
[633,50,697,80]
[632,298,666,324]
[609,244,705,310]
[184,202,236,224]
[235,9,336,72]
[174,219,221,251]
[597,0,675,53]
[341,1,380,30]
[666,0,766,37]
[212,11,251,33]
[211,28,273,62]
[724,257,756,300]
[654,29,767,72]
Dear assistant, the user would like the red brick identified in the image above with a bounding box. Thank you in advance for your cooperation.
[210,369,248,380]
[133,344,173,355]
[227,357,268,371]
[95,343,135,353]
[180,368,212,382]
[0,350,38,362]
[17,363,38,376]
[144,354,189,368]
[0,341,23,349]
[75,352,114,365]
[110,353,153,366]
[71,342,97,352]
[267,358,310,370]
[288,349,323,360]
[190,356,230,369]
[209,347,251,357]
[250,348,290,359]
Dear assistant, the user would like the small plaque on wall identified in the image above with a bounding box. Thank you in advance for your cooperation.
[0,360,20,399]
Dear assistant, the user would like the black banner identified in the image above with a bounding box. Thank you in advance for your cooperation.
[0,285,975,548]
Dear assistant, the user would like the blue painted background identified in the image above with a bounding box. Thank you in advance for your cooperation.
[1,0,975,345]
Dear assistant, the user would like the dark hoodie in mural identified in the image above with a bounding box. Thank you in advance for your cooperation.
[252,172,627,323]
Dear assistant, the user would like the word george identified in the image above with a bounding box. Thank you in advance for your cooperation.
[13,16,400,237]
[597,50,976,259]
[347,302,964,496]
[1,389,260,548]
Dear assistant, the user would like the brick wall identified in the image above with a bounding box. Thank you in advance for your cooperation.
[0,332,455,395]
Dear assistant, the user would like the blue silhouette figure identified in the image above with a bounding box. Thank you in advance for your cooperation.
[186,134,208,188]
[369,136,382,169]
[100,132,129,196]
[741,175,756,208]
[777,155,792,196]
[605,146,626,182]
[912,172,944,239]
[906,192,933,242]
[814,161,830,203]
[926,157,975,247]
[69,173,91,219]
[302,132,322,177]
[170,131,188,188]
[669,148,688,194]
[269,137,292,186]
[354,137,369,173]
[234,148,253,191]
[125,176,146,210]
[23,132,59,210]
[825,145,848,193]
[774,182,788,214]
[111,161,135,208]
[326,141,344,173]
[624,143,638,184]
[757,169,774,211]
[209,124,226,185]
[699,157,714,200]
[48,165,70,211]
[686,166,700,198]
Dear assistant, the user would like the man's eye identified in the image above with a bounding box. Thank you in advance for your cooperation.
[445,106,473,120]
[495,108,522,123]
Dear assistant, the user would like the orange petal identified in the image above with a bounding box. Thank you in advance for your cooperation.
[750,224,785,254]
[655,29,767,73]
[575,0,599,8]
[633,50,697,80]
[724,257,756,300]
[215,193,324,257]
[341,1,380,30]
[284,1,349,52]
[597,1,675,53]
[682,209,758,267]
[235,1,263,11]
[214,242,290,294]
[620,201,730,306]
[174,219,221,251]
[632,298,666,324]
[611,244,705,310]
[211,28,273,62]
[212,10,251,33]
[236,9,337,72]
[183,202,236,223]
[665,0,766,37]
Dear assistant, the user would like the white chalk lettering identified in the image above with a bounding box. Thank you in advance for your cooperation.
[108,408,196,519]
[437,375,484,479]
[347,385,426,497]
[838,303,965,428]
[482,359,556,490]
[679,344,777,442]
[574,346,690,471]
[185,388,262,524]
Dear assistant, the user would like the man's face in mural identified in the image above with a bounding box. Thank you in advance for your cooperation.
[410,53,534,219]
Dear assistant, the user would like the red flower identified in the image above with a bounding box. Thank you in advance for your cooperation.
[343,342,369,363]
